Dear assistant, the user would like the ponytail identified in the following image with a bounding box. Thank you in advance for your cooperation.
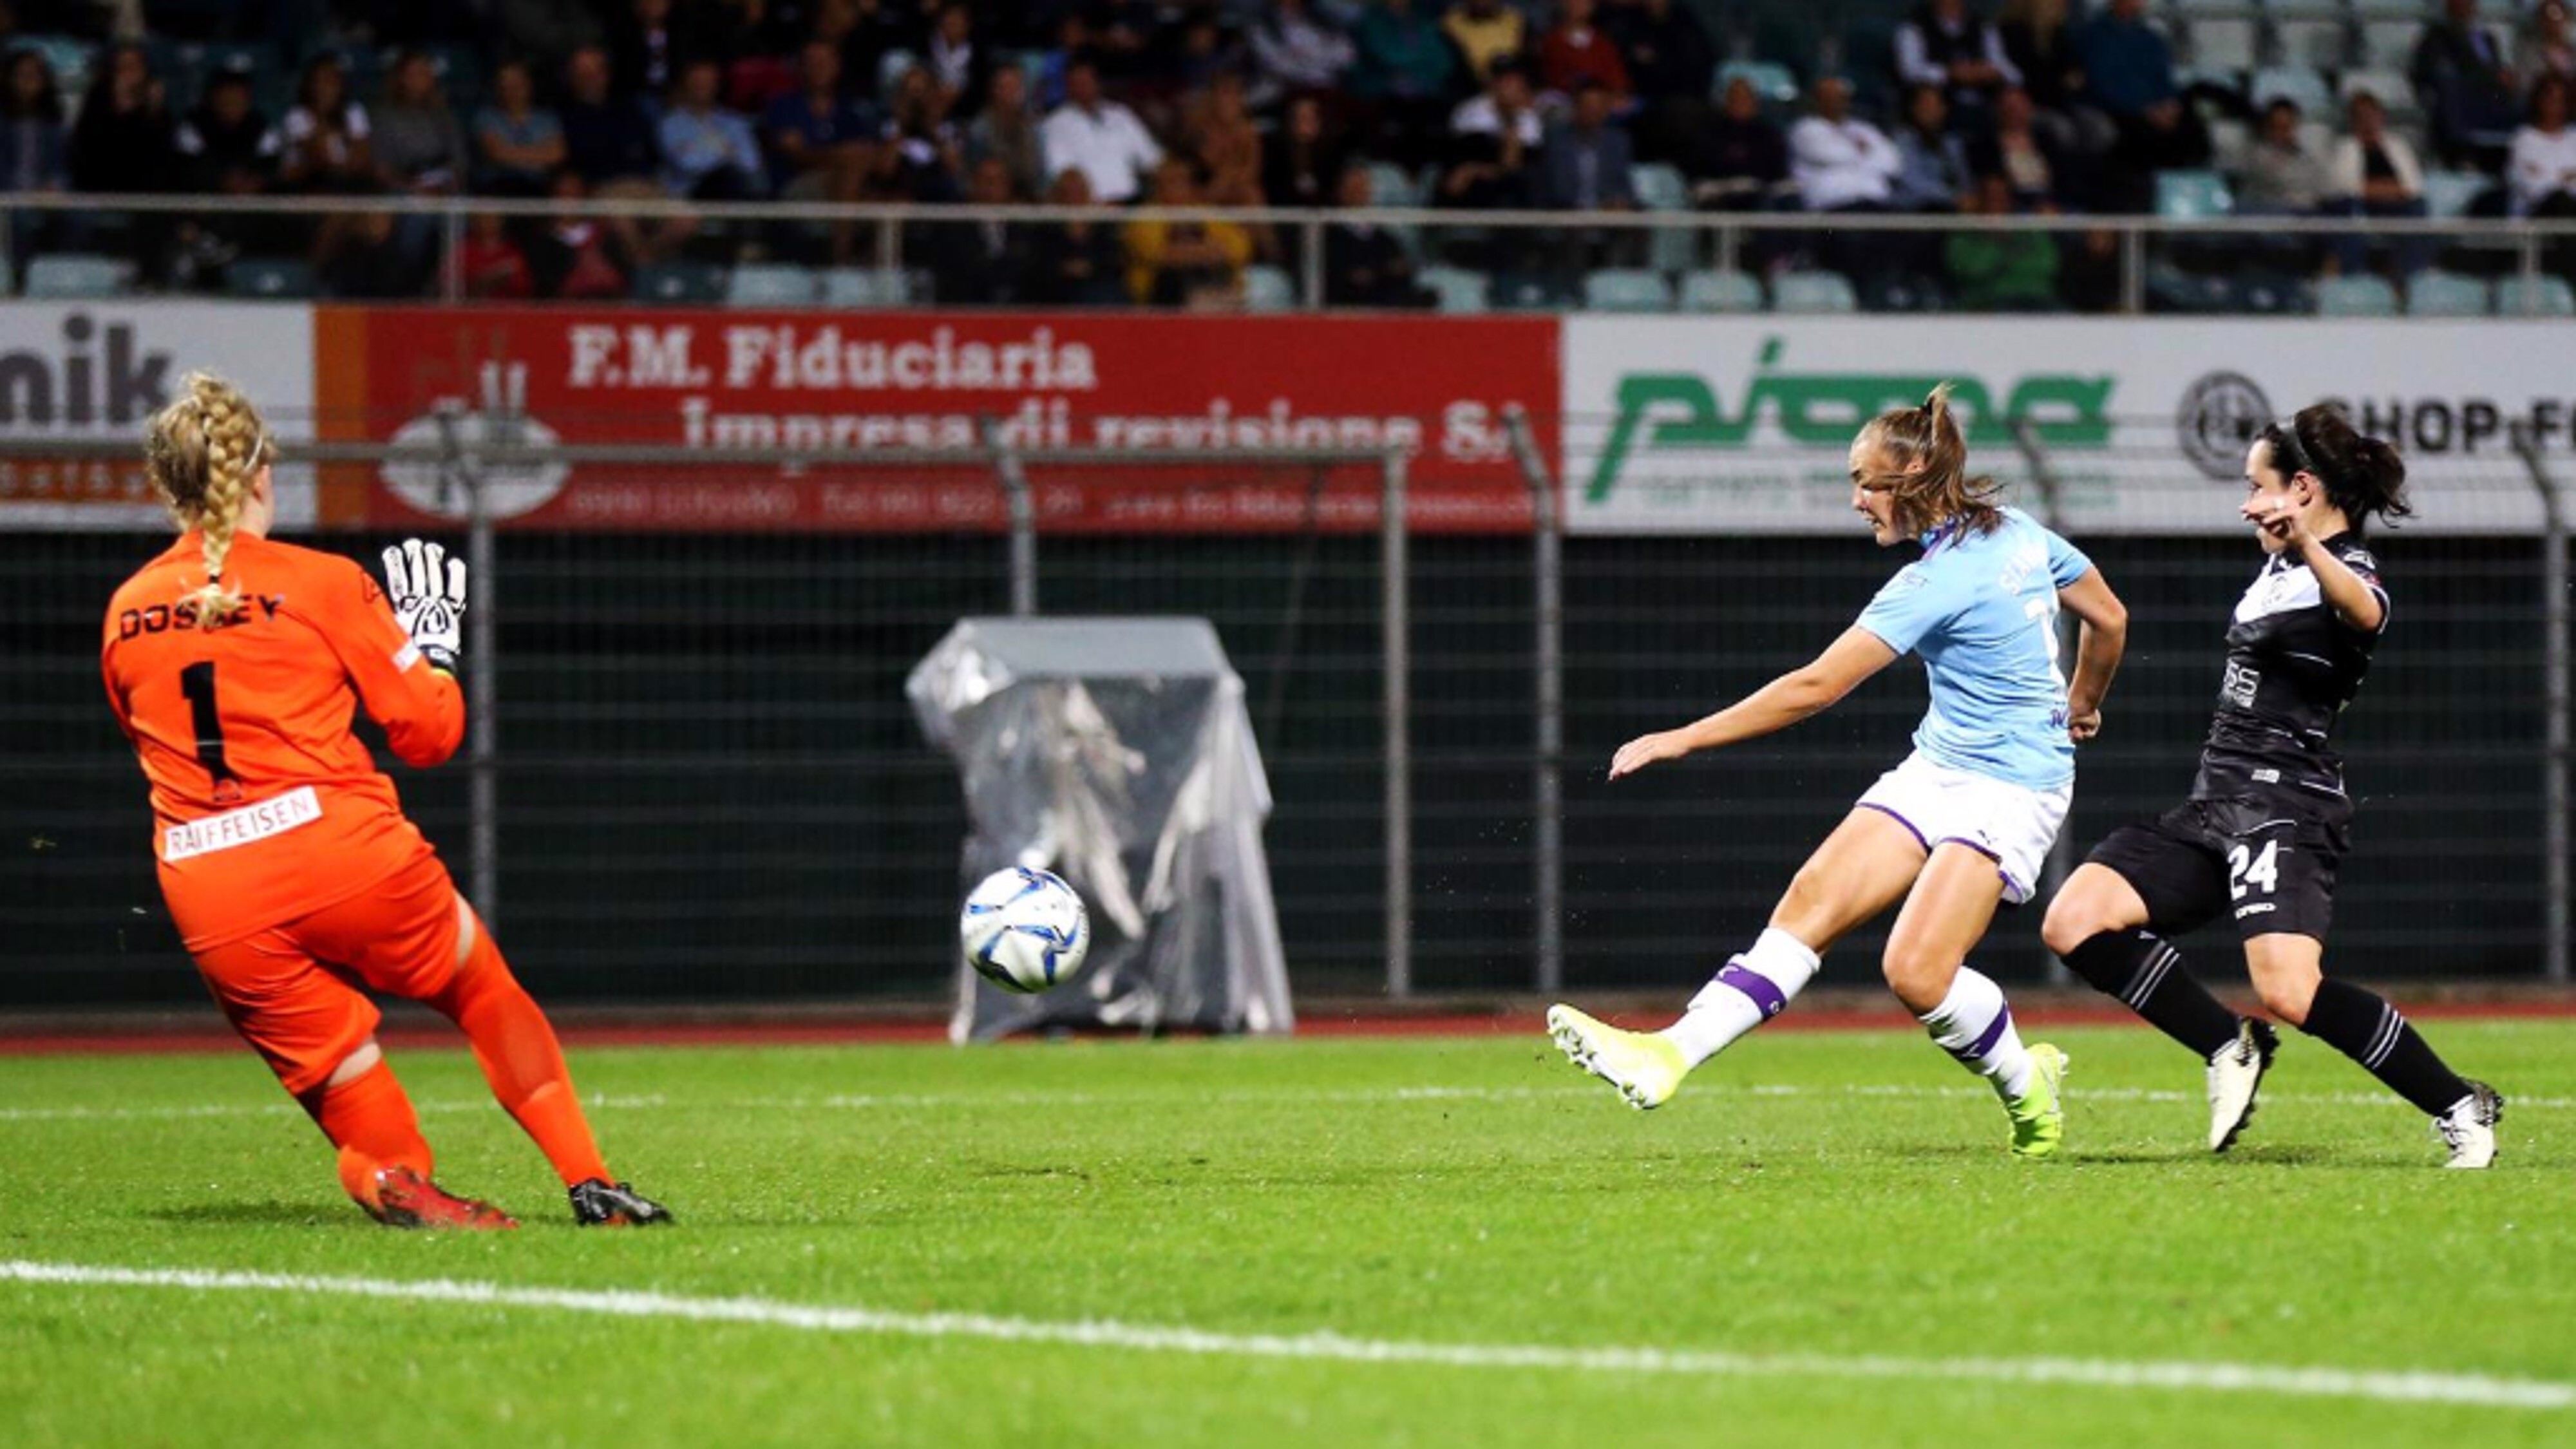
[144,372,271,625]
[1853,381,2003,539]
[2258,403,2410,533]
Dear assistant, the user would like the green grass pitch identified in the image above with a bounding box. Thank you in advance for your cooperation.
[3,1019,2571,1447]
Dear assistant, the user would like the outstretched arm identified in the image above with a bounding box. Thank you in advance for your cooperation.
[1609,627,1899,781]
[2056,567,2128,742]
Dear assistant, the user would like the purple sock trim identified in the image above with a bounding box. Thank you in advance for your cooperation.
[1716,962,1789,1019]
[1857,802,1930,853]
[1965,1003,2015,1061]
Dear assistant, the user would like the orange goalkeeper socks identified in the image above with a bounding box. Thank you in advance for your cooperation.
[301,1059,434,1208]
[429,916,613,1188]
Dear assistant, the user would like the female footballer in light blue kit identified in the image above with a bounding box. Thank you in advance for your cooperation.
[1549,386,2129,1157]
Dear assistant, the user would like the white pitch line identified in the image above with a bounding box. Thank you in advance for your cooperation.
[1,1082,2570,1125]
[0,1260,2565,1412]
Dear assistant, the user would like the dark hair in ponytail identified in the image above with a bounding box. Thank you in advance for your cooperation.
[2256,403,2410,533]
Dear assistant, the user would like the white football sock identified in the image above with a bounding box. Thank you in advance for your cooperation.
[1660,927,1821,1068]
[1919,966,2034,1098]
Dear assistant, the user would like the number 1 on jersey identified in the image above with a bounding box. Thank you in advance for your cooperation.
[2023,592,2068,703]
[178,661,238,786]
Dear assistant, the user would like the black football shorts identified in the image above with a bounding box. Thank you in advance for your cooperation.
[2083,795,2349,943]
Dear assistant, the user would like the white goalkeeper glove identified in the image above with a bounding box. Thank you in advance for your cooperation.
[383,538,467,674]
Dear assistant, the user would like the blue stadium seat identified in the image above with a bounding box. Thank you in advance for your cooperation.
[2405,270,2492,316]
[820,267,916,307]
[2155,169,2235,220]
[2338,68,2419,124]
[1363,160,1422,209]
[2498,276,2576,317]
[1772,270,1858,313]
[1713,60,1798,108]
[1679,269,1763,313]
[633,262,726,305]
[2423,169,2492,218]
[726,264,820,306]
[2251,66,2336,116]
[2316,274,2400,316]
[24,254,135,299]
[1581,269,1675,313]
[1242,265,1298,312]
[2272,15,2354,71]
[224,258,316,299]
[1419,265,1490,314]
[1490,271,1571,311]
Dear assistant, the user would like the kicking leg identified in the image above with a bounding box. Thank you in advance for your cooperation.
[2247,934,2502,1168]
[1885,844,2064,1158]
[1548,808,1924,1108]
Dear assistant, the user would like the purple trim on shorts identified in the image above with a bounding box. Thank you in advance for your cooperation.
[1933,835,2025,903]
[1716,962,1789,1019]
[1966,1003,2015,1061]
[1857,801,1930,853]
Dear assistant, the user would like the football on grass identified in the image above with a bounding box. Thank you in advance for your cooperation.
[959,866,1092,994]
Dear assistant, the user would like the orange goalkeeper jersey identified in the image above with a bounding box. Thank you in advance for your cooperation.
[102,531,466,951]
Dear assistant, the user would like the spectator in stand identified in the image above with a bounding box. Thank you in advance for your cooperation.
[176,63,278,198]
[454,210,535,298]
[2326,90,2432,276]
[2518,0,2574,88]
[374,52,466,197]
[561,45,666,267]
[1685,73,1788,211]
[764,41,876,202]
[923,4,992,118]
[1124,158,1253,307]
[609,0,703,104]
[1897,0,2022,131]
[2412,0,2521,166]
[1440,59,1542,211]
[1176,14,1255,95]
[278,53,372,194]
[2509,73,2576,222]
[1946,169,2058,308]
[1263,93,1346,209]
[2072,0,2210,206]
[1443,0,1527,86]
[1,47,71,273]
[1539,0,1631,101]
[316,210,415,297]
[834,0,920,104]
[529,167,634,299]
[1891,83,1974,211]
[2233,98,2331,216]
[1025,167,1130,305]
[1351,0,1459,168]
[1973,85,2066,209]
[1251,0,1356,109]
[1605,0,1716,165]
[928,153,1031,303]
[876,62,965,202]
[1790,74,1902,276]
[967,62,1045,200]
[1325,162,1436,306]
[497,0,603,77]
[1041,59,1162,204]
[474,61,565,196]
[660,56,766,200]
[1994,0,2104,156]
[70,43,174,196]
[1187,71,1265,207]
[1540,79,1636,209]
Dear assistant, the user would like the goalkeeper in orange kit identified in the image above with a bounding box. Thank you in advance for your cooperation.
[100,370,669,1230]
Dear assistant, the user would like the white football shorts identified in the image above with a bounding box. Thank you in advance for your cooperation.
[1855,751,2071,905]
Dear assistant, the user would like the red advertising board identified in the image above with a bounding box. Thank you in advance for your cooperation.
[317,308,1558,533]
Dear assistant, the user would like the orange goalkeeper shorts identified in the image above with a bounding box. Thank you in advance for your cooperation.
[189,853,466,1097]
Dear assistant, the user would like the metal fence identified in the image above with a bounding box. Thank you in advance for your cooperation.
[5,415,2568,1014]
[8,191,2576,316]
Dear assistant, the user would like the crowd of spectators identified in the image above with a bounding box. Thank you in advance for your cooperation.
[0,0,2568,309]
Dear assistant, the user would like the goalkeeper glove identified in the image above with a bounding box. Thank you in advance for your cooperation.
[383,538,467,674]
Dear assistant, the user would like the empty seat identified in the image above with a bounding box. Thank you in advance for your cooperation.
[2337,68,2418,120]
[1242,264,1298,312]
[1491,271,1569,310]
[1419,265,1490,314]
[726,263,819,306]
[1680,269,1765,312]
[2498,276,2576,316]
[2272,16,2353,71]
[2156,169,2235,219]
[2184,19,2262,71]
[224,258,315,299]
[1363,160,1421,209]
[2316,274,2400,315]
[2250,65,2335,115]
[2359,19,2425,69]
[820,267,914,307]
[1629,164,1688,212]
[2422,169,2493,218]
[632,262,726,304]
[2405,269,2491,316]
[1582,268,1675,312]
[1713,59,1798,106]
[1771,269,1858,313]
[24,254,135,299]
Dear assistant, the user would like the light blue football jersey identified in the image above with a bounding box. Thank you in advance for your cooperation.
[1855,506,2094,791]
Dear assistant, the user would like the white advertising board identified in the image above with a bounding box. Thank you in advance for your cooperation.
[0,303,317,531]
[1563,317,2572,535]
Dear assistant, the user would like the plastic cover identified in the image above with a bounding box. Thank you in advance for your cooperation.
[908,617,1294,1043]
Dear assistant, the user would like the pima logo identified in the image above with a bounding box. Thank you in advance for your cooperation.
[0,314,175,429]
[2177,371,2272,481]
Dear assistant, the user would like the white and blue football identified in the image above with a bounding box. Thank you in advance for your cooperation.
[958,866,1092,994]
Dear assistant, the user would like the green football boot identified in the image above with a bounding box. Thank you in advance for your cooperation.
[1546,1004,1688,1111]
[2005,1043,2069,1160]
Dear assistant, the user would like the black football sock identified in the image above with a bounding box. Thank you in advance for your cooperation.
[2060,930,2240,1058]
[2296,978,2473,1117]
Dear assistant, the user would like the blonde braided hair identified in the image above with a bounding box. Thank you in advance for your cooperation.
[144,372,270,625]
